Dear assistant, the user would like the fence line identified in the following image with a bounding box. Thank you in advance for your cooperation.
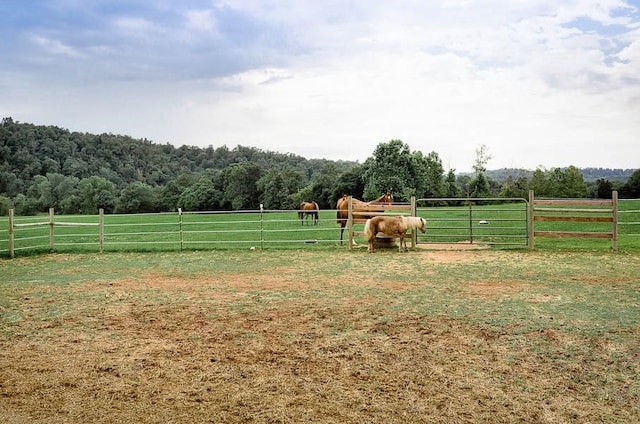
[618,199,640,239]
[417,197,529,247]
[2,207,345,257]
[528,190,618,251]
[2,194,639,258]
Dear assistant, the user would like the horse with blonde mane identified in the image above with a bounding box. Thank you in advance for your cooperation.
[336,192,393,245]
[298,201,319,225]
[364,215,426,253]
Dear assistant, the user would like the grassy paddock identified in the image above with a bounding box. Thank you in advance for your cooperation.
[1,250,639,423]
[1,200,639,257]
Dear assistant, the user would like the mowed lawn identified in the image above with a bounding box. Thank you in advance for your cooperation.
[1,249,639,423]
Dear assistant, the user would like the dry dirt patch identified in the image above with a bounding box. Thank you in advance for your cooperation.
[1,251,638,423]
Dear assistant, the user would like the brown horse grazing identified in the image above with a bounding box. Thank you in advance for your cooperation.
[364,215,426,253]
[336,192,394,245]
[298,201,319,225]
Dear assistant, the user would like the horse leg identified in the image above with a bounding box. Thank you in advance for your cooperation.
[399,234,406,252]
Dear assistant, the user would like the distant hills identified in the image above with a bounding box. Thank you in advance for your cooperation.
[464,168,636,183]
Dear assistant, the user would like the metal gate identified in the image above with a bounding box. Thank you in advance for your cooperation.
[416,198,529,247]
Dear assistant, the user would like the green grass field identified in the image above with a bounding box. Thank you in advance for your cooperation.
[1,199,639,257]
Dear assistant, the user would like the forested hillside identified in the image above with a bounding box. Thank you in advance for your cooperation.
[1,118,638,215]
[0,119,358,214]
[0,118,353,191]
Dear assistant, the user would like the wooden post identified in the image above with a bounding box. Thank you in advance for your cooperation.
[528,190,535,250]
[99,208,104,254]
[410,196,417,248]
[49,207,55,252]
[468,199,473,244]
[347,196,354,250]
[260,204,264,250]
[612,191,618,252]
[178,208,183,251]
[8,208,14,259]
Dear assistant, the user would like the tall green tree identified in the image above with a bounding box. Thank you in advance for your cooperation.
[469,144,493,198]
[619,169,640,198]
[78,176,117,214]
[178,171,223,211]
[115,182,157,213]
[529,168,549,196]
[415,151,445,198]
[307,163,341,208]
[49,173,81,214]
[546,166,588,198]
[257,166,304,209]
[469,173,492,198]
[444,169,461,198]
[362,140,446,201]
[159,173,199,212]
[362,140,412,200]
[499,175,529,199]
[593,178,613,199]
[332,164,365,203]
[222,162,262,210]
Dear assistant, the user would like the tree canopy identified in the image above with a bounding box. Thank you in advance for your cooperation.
[0,119,636,215]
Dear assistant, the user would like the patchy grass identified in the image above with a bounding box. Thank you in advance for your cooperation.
[1,250,639,423]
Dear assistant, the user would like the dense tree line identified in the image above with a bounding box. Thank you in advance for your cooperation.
[0,118,638,216]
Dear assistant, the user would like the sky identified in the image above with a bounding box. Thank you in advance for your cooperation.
[1,1,639,173]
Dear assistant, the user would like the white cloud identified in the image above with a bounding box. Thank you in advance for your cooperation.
[30,34,83,58]
[2,1,639,172]
[112,16,156,35]
[184,9,218,33]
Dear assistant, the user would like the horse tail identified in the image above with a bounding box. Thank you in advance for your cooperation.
[364,218,374,239]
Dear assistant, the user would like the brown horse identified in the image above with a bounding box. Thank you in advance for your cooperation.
[364,215,426,253]
[336,192,394,245]
[298,201,319,225]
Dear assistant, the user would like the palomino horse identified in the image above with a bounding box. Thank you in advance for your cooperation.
[298,201,319,225]
[336,192,393,245]
[364,215,426,253]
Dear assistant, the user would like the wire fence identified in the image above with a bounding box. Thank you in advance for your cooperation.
[417,197,529,247]
[1,197,639,258]
[619,199,640,239]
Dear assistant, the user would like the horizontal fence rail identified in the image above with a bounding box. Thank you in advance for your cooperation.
[417,197,529,247]
[1,194,639,258]
[618,199,640,239]
[1,207,347,257]
[528,190,618,251]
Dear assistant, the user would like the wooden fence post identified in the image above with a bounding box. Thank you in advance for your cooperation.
[9,208,14,259]
[411,196,417,248]
[99,208,104,253]
[49,207,55,252]
[347,196,354,250]
[612,191,618,252]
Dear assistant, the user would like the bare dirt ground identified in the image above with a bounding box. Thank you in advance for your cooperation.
[1,250,638,423]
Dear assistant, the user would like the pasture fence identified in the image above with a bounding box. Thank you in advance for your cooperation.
[528,190,618,251]
[416,197,529,247]
[1,192,639,258]
[618,199,640,241]
[0,207,342,258]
